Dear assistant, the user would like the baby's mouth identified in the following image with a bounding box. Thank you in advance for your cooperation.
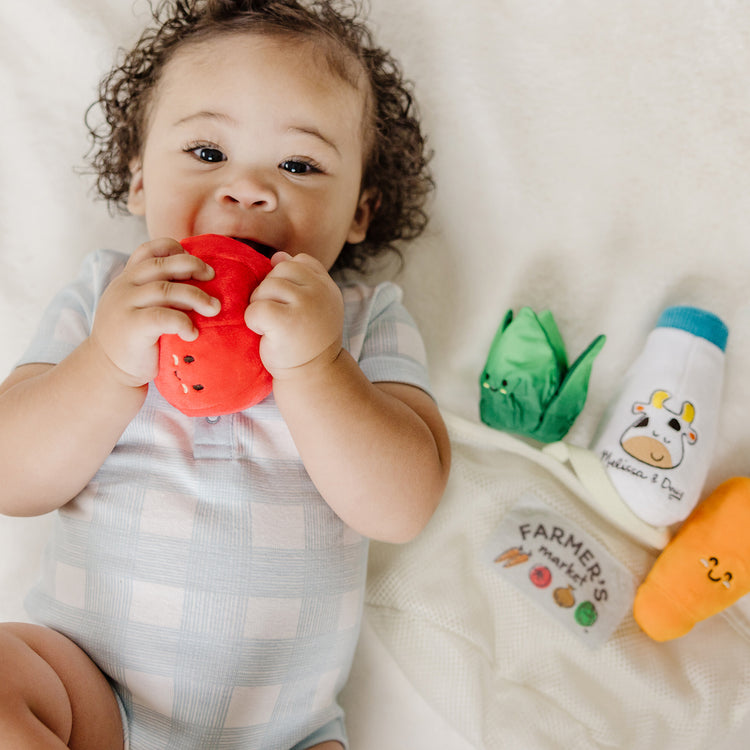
[232,237,276,259]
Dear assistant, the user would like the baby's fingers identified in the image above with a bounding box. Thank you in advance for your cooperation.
[128,237,185,263]
[127,238,216,284]
[133,305,202,343]
[132,279,220,318]
[244,296,286,336]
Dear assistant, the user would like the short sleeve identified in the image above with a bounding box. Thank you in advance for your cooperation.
[340,280,433,398]
[17,249,128,367]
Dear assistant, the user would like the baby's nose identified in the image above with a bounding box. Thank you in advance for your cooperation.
[216,172,278,211]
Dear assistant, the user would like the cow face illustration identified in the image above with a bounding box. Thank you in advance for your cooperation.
[619,390,697,469]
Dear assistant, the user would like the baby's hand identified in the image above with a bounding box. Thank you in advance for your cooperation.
[244,252,344,379]
[91,238,220,387]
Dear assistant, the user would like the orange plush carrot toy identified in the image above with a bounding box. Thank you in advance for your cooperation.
[633,476,750,641]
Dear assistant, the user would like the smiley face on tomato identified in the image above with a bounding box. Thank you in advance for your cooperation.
[154,235,273,417]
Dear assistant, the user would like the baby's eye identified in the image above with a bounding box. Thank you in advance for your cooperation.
[187,145,227,163]
[279,159,320,175]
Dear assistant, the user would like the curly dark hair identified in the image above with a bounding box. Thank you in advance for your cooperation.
[86,0,433,272]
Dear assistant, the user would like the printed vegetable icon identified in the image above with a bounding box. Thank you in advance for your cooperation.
[575,601,598,627]
[529,565,552,588]
[553,585,576,608]
[495,547,530,567]
[480,307,605,443]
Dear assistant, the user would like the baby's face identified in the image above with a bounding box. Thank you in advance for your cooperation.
[127,32,374,270]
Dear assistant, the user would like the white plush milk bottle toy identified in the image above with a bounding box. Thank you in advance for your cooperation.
[591,306,728,528]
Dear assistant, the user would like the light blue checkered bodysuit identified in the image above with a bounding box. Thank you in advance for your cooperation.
[21,250,433,750]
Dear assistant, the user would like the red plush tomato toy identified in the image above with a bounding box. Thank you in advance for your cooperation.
[154,234,273,417]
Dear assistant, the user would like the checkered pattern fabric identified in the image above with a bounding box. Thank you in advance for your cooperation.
[20,249,432,750]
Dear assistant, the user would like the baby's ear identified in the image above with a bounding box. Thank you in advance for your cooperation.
[347,187,381,244]
[127,159,146,216]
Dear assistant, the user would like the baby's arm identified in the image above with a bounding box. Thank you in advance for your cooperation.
[276,360,450,543]
[247,253,450,543]
[0,239,219,517]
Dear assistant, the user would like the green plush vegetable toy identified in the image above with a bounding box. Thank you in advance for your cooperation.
[480,307,605,442]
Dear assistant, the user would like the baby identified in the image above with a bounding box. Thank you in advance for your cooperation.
[0,1,450,749]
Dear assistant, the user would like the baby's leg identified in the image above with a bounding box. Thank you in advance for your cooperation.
[0,622,123,749]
